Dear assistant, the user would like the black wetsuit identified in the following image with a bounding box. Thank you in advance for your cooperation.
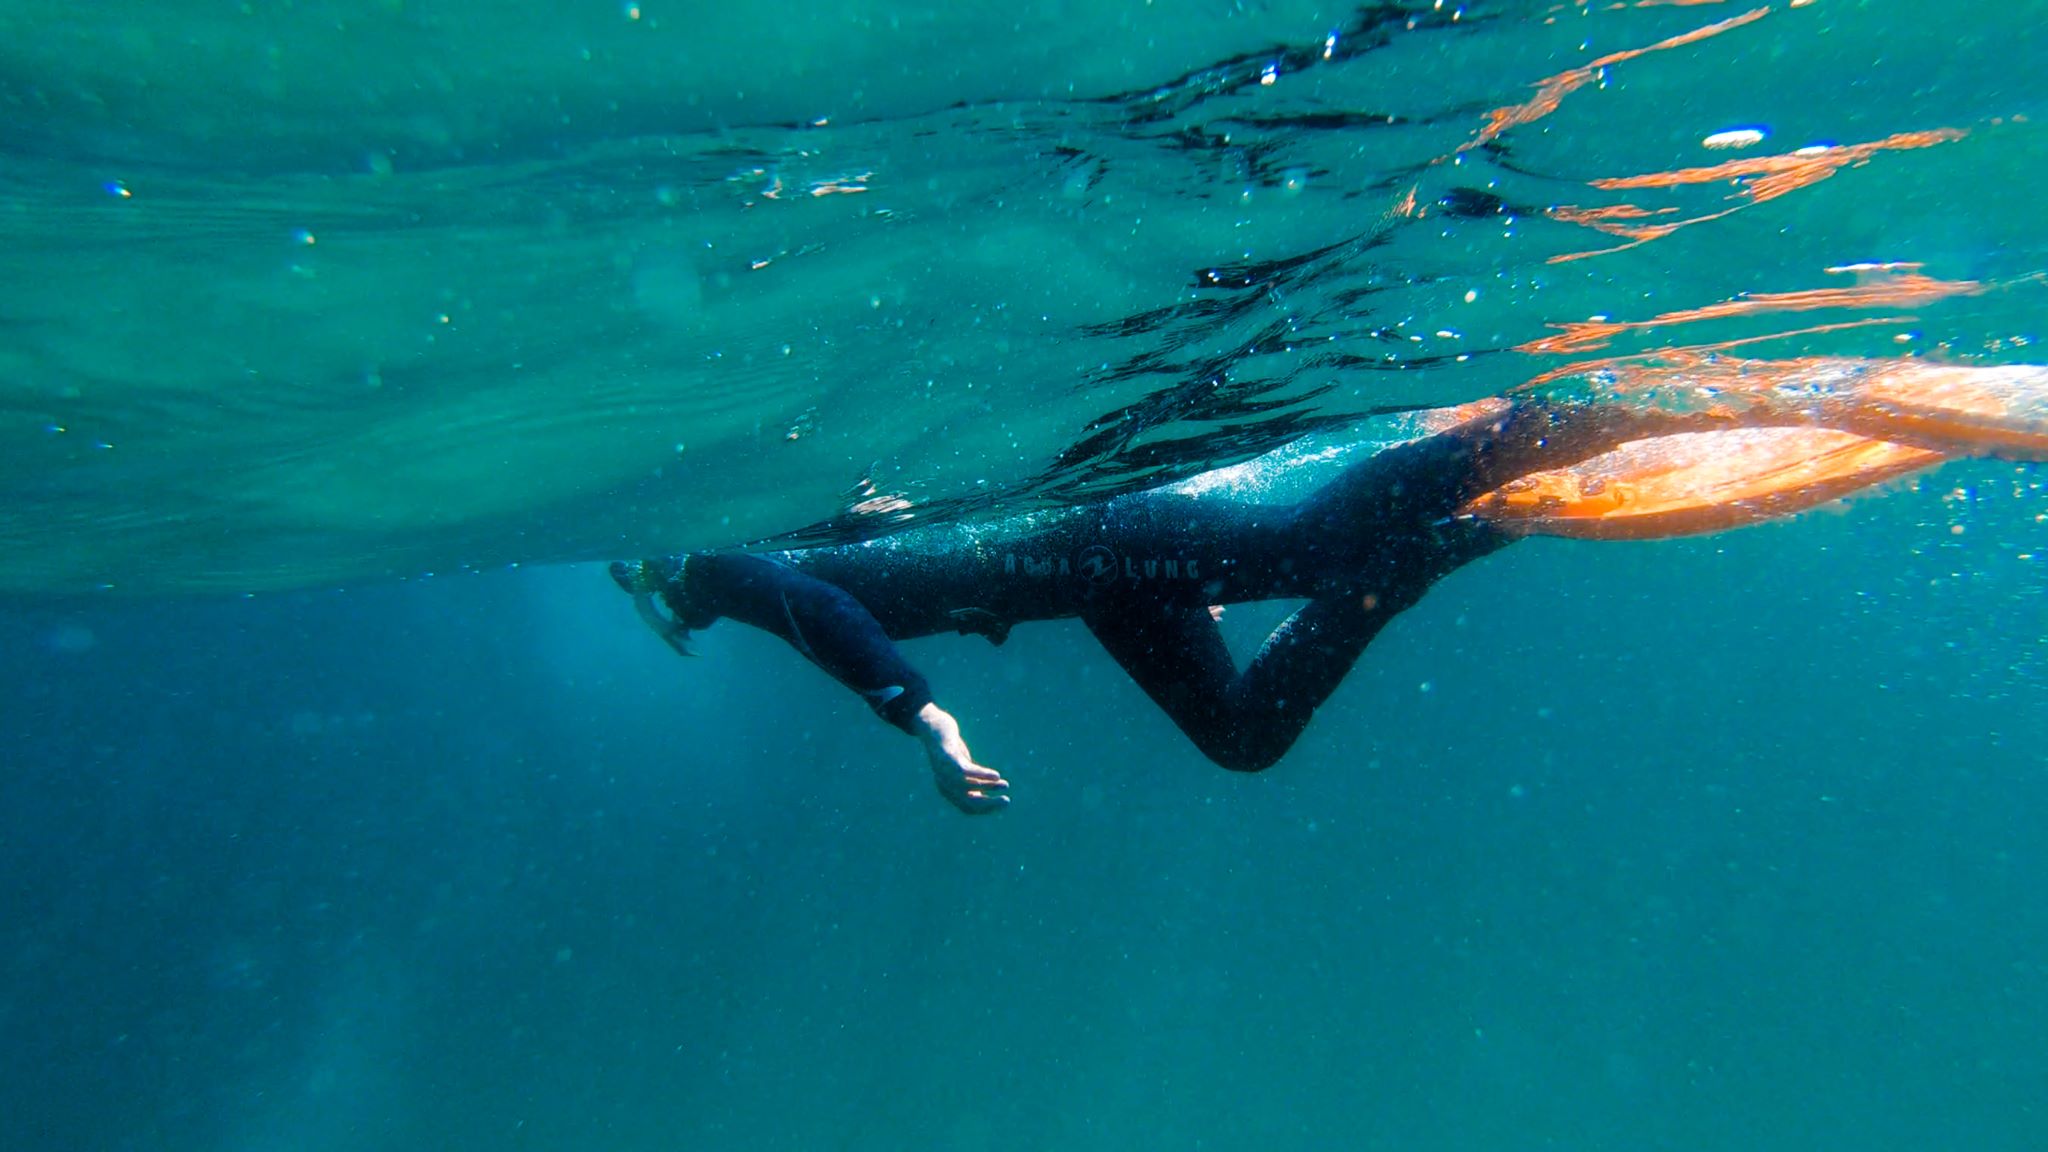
[622,404,1623,770]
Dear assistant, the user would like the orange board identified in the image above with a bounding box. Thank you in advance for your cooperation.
[1462,426,1944,539]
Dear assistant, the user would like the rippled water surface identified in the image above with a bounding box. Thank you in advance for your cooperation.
[4,0,2042,591]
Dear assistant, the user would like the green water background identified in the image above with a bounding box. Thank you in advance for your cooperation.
[7,481,2046,1149]
[4,1,2048,1148]
[4,0,2044,590]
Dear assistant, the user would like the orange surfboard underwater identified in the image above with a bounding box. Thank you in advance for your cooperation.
[1551,358,2048,460]
[1839,361,2048,460]
[1463,358,2048,539]
[1461,426,1945,539]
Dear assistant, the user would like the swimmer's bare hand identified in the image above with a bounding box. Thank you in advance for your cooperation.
[912,702,1009,815]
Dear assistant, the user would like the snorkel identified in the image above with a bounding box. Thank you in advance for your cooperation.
[610,559,699,657]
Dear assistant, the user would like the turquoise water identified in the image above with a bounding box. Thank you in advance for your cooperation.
[4,0,2043,591]
[4,2,2048,1149]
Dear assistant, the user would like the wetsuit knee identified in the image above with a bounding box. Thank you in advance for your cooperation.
[1212,741,1285,773]
[1189,717,1298,773]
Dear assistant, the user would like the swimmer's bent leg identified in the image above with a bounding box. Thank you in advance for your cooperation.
[680,553,935,732]
[1084,594,1395,772]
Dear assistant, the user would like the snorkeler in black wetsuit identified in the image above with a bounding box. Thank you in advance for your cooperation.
[612,360,2048,814]
[612,397,1705,812]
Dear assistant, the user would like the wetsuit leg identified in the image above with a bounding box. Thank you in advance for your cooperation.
[1294,399,1732,542]
[1093,414,1521,772]
[1084,593,1398,772]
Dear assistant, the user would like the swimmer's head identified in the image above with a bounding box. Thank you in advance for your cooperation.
[611,557,702,657]
[609,558,670,595]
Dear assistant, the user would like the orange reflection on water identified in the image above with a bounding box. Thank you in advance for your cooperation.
[1589,128,1966,198]
[1544,202,1743,259]
[1516,268,1987,355]
[1469,7,1769,149]
[1548,129,1968,261]
[1515,320,1902,389]
[1541,0,1742,15]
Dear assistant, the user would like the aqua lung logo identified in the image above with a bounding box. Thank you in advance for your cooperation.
[1003,543,1201,584]
[1077,544,1118,585]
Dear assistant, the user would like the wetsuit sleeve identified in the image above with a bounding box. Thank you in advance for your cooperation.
[678,552,935,733]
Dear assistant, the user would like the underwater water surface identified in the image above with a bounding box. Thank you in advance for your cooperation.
[4,2,2048,1150]
[3,0,2043,591]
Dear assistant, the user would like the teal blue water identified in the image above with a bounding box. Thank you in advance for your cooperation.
[3,2,2047,1149]
[3,0,2043,592]
[9,486,2047,1150]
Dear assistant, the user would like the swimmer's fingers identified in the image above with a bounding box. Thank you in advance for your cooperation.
[962,763,1008,787]
[956,789,1011,814]
[920,744,1010,814]
[937,760,1010,813]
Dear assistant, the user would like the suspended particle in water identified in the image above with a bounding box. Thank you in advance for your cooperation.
[1702,127,1768,150]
